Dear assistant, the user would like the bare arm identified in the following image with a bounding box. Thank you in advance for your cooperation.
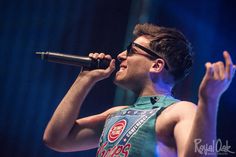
[174,51,236,157]
[43,53,118,152]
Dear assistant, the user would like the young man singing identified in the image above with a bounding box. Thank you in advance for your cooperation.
[43,23,235,157]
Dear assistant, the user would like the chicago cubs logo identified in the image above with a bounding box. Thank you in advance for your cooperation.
[108,119,127,143]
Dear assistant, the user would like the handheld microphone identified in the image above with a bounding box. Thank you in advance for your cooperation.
[35,52,111,69]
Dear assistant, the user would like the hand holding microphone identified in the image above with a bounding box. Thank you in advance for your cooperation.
[83,52,116,81]
[35,52,114,70]
[36,51,116,81]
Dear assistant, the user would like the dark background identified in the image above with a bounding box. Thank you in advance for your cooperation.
[0,0,235,156]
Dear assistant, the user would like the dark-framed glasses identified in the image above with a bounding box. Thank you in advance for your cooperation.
[126,42,169,70]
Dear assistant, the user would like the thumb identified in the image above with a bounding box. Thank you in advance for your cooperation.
[103,59,116,75]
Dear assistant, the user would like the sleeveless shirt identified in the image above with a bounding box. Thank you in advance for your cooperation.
[96,95,179,157]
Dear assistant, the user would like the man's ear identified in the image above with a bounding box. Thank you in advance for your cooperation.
[149,59,165,73]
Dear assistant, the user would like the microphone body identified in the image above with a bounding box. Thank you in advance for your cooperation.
[36,52,110,69]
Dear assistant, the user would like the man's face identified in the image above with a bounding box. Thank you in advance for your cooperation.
[114,36,155,92]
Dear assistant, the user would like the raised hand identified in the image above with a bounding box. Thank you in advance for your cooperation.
[199,51,236,103]
[80,53,116,82]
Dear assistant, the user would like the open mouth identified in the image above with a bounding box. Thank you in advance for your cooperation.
[119,64,127,72]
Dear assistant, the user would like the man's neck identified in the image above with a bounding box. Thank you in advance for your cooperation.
[137,83,172,97]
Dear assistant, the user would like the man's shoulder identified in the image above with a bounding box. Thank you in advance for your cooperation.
[101,106,129,117]
[171,100,196,110]
[159,101,197,120]
[155,101,196,140]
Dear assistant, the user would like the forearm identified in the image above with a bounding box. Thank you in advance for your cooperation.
[43,73,96,145]
[184,98,219,157]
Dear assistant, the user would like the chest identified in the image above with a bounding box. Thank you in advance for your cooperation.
[155,108,177,146]
[97,108,160,157]
[102,108,159,141]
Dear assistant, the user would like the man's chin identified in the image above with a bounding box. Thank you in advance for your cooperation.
[113,78,131,91]
[113,78,122,87]
[113,73,123,84]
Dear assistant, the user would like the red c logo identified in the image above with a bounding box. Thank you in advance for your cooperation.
[108,119,127,143]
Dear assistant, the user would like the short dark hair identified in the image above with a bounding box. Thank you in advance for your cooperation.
[133,23,193,83]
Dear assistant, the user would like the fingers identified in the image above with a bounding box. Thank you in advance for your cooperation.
[213,63,220,80]
[213,61,225,80]
[204,62,213,78]
[217,61,225,80]
[223,51,235,79]
[88,52,115,72]
[89,52,100,59]
[205,51,235,81]
[89,52,112,60]
[205,61,227,80]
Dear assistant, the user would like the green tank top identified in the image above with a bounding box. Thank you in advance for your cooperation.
[96,95,179,157]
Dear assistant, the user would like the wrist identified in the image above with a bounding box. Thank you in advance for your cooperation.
[76,72,98,85]
[198,96,220,113]
[198,94,220,104]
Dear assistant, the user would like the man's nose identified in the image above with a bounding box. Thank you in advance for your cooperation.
[117,50,127,62]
